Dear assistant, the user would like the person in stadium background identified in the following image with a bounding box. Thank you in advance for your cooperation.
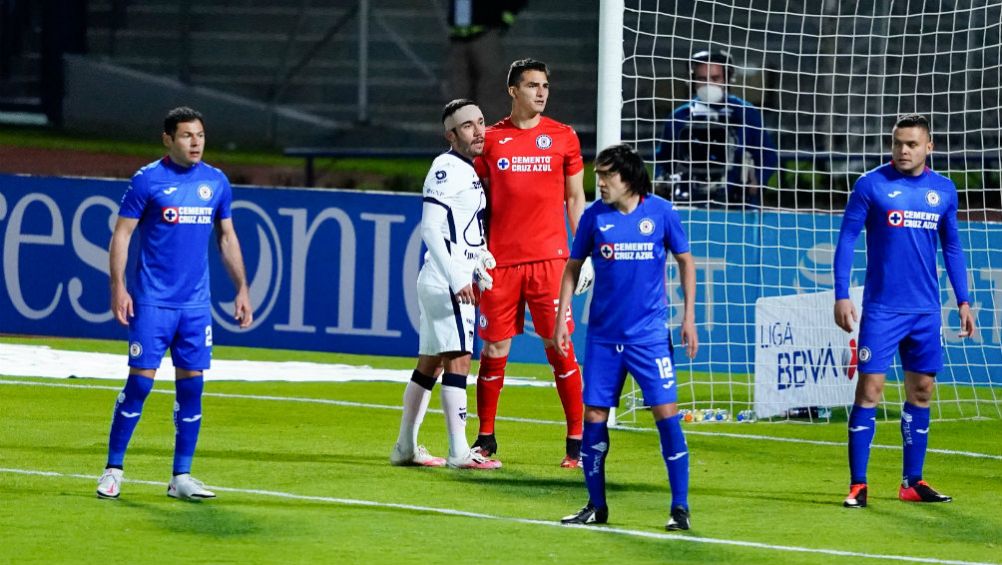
[389,99,501,471]
[834,113,975,509]
[97,106,253,501]
[654,47,777,208]
[555,143,697,530]
[443,0,527,123]
[472,58,591,467]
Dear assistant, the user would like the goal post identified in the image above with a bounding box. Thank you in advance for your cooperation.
[598,0,1002,422]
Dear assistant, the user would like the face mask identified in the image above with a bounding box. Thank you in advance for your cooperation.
[695,84,725,104]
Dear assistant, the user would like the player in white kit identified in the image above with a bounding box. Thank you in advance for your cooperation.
[390,99,501,470]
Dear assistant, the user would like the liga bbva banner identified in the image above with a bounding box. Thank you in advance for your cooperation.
[754,287,865,418]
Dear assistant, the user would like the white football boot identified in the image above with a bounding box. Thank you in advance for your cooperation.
[390,444,446,467]
[167,473,216,500]
[96,468,123,499]
[447,448,502,470]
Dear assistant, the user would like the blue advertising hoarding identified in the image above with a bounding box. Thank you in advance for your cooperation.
[1,173,998,383]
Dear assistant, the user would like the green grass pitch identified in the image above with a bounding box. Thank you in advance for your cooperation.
[1,336,1000,564]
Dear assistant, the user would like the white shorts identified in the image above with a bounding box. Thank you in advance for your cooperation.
[418,278,476,356]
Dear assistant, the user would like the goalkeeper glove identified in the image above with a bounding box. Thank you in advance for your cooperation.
[575,256,594,295]
[474,248,496,291]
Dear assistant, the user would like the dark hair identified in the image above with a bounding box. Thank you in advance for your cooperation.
[164,106,204,136]
[441,98,477,124]
[690,48,733,82]
[507,58,549,87]
[595,143,652,197]
[894,113,932,139]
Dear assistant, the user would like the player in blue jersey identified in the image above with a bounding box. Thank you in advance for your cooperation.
[96,107,253,501]
[833,114,975,508]
[553,143,698,530]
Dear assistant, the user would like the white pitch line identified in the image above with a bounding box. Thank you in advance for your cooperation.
[2,378,1001,461]
[0,467,996,565]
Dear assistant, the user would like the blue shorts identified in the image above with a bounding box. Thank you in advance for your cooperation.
[857,309,942,375]
[582,340,678,408]
[128,305,213,371]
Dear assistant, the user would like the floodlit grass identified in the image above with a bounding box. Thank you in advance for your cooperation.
[1,336,1000,564]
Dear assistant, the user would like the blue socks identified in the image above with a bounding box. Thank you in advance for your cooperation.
[656,414,689,511]
[106,374,155,468]
[173,376,204,475]
[581,421,610,509]
[901,402,930,486]
[848,405,877,484]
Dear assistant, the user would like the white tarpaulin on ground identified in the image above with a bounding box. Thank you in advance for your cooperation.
[0,344,551,387]
[754,288,864,418]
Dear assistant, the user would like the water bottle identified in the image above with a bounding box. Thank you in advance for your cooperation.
[783,406,814,419]
[784,406,828,419]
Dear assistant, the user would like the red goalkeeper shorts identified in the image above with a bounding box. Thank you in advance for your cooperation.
[477,258,574,343]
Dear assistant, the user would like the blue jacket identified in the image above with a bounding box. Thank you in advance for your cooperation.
[654,94,778,195]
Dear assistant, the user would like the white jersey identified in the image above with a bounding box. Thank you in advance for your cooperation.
[419,150,487,291]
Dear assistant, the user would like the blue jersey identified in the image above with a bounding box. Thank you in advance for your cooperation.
[571,195,690,344]
[119,157,233,308]
[833,162,969,313]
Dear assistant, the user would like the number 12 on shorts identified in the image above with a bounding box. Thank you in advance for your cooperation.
[656,357,674,380]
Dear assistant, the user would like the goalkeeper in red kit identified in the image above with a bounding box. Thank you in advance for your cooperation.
[472,58,591,467]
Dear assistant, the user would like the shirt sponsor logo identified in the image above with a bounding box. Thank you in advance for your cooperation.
[887,210,904,227]
[162,207,179,223]
[497,158,510,171]
[600,241,656,261]
[163,206,214,225]
[925,190,941,206]
[536,134,553,149]
[198,184,213,201]
[638,218,655,235]
[505,155,553,172]
[888,209,940,229]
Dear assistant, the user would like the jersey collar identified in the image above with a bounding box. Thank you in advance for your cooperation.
[162,155,200,174]
[446,148,474,167]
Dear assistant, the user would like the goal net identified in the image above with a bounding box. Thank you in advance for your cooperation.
[609,0,1002,422]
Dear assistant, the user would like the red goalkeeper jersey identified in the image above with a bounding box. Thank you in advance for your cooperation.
[474,116,584,267]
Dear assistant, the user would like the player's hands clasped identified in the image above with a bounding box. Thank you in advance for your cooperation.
[574,257,594,295]
[833,299,858,333]
[474,248,497,291]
